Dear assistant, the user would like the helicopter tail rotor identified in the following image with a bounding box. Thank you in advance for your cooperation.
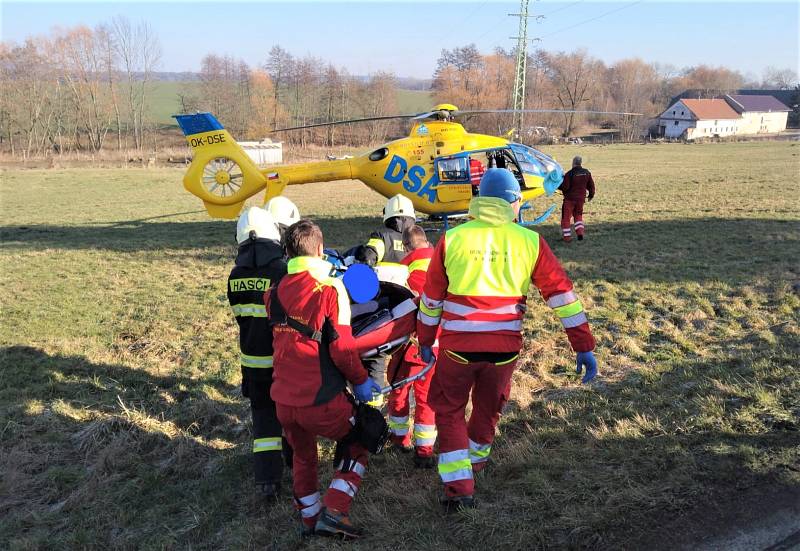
[175,113,270,219]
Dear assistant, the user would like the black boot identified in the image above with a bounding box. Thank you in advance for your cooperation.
[440,495,477,513]
[413,452,437,469]
[577,234,584,241]
[256,481,280,504]
[315,507,364,539]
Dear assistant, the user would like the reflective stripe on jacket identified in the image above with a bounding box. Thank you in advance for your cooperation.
[227,240,287,378]
[416,196,595,353]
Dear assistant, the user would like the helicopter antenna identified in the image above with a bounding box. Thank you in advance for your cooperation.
[509,0,542,135]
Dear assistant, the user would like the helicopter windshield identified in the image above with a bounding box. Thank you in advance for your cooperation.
[508,144,558,177]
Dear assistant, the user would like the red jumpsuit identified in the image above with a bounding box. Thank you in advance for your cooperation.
[387,247,437,456]
[416,197,595,498]
[469,158,486,194]
[559,167,595,241]
[266,256,370,529]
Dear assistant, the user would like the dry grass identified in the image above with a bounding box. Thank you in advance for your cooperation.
[1,141,799,549]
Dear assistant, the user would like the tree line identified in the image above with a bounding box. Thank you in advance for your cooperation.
[0,18,161,158]
[180,46,399,147]
[1,22,797,158]
[432,44,798,141]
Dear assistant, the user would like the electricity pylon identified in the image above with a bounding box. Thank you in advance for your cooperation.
[509,0,540,137]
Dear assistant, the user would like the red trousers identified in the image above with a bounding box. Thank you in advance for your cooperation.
[428,350,517,497]
[387,343,437,456]
[561,199,585,239]
[276,393,368,527]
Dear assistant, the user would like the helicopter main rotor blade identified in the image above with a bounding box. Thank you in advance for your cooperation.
[270,113,421,133]
[454,109,644,116]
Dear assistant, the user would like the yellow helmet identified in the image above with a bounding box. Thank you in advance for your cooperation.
[383,194,415,222]
[265,196,301,229]
[236,206,280,244]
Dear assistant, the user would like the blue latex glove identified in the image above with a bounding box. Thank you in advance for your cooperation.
[420,345,434,364]
[354,378,382,402]
[576,351,598,383]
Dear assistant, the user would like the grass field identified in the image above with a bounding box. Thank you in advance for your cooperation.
[1,142,799,549]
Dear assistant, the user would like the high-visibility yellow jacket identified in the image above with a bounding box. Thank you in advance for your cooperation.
[416,197,595,353]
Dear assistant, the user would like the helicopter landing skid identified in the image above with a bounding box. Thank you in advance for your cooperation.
[518,202,557,226]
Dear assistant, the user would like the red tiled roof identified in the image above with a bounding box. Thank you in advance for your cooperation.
[680,99,740,120]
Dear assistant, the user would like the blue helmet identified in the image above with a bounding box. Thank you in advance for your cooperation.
[479,168,522,203]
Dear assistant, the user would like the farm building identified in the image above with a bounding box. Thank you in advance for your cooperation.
[658,99,741,139]
[236,139,283,166]
[724,94,790,134]
[658,94,791,140]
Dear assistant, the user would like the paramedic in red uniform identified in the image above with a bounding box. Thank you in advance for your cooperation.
[416,168,598,511]
[559,155,595,241]
[387,225,437,468]
[267,220,381,539]
[469,157,486,195]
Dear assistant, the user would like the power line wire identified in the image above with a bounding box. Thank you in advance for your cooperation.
[540,0,586,18]
[539,0,644,39]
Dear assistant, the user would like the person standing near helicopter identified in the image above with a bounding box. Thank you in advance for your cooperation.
[416,168,598,511]
[559,156,595,242]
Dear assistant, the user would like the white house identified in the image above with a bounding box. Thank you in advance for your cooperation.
[658,99,741,140]
[724,94,790,134]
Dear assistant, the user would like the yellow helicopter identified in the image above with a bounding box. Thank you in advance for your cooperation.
[175,104,638,225]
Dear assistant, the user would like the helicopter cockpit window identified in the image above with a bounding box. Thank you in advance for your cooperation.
[437,157,469,182]
[509,146,543,176]
[487,149,526,187]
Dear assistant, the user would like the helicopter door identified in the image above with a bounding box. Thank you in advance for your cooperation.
[434,156,472,203]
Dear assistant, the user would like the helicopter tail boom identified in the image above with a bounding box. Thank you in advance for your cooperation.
[175,113,271,219]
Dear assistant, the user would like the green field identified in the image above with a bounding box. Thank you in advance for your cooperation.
[1,142,799,549]
[149,82,433,126]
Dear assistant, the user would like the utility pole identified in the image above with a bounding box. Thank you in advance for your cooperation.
[509,0,541,137]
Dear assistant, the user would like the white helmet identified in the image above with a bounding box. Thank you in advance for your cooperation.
[383,194,415,222]
[236,206,280,244]
[265,196,301,229]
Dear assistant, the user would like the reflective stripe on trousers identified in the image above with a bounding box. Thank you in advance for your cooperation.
[469,438,491,464]
[389,415,411,436]
[329,477,358,498]
[414,423,437,446]
[296,492,321,518]
[438,449,473,483]
[241,353,273,368]
[253,436,282,453]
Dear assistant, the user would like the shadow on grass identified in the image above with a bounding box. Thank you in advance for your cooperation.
[0,215,383,254]
[489,332,800,550]
[2,215,797,284]
[0,345,296,549]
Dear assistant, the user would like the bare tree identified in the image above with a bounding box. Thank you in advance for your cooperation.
[761,66,799,90]
[608,58,659,141]
[546,49,603,136]
[110,16,161,151]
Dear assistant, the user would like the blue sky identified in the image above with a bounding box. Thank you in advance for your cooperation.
[2,1,798,80]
